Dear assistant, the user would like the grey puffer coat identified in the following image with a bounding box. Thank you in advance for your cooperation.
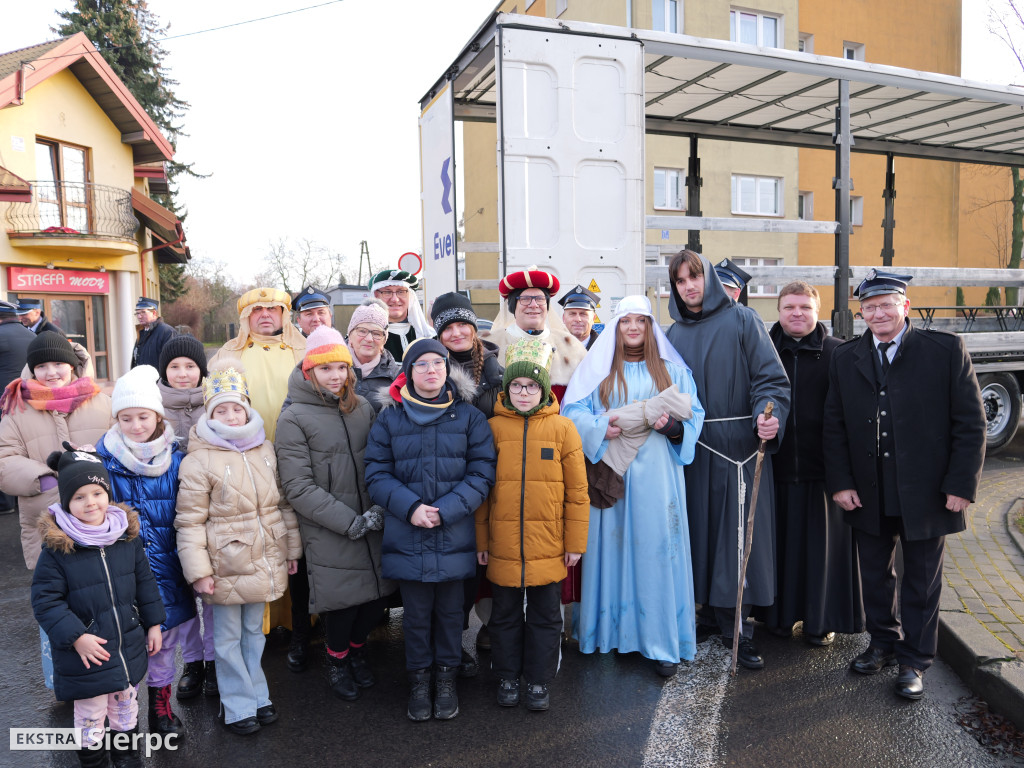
[275,366,395,612]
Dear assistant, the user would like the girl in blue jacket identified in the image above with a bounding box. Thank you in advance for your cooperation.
[365,339,496,723]
[32,444,165,768]
[96,365,192,738]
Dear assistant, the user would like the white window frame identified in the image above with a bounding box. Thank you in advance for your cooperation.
[850,195,864,226]
[653,0,682,34]
[844,41,865,61]
[733,257,783,297]
[653,167,686,211]
[730,8,782,48]
[798,33,814,54]
[731,174,782,216]
[798,191,813,220]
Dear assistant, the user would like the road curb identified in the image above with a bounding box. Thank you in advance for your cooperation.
[1007,498,1024,557]
[938,497,1024,732]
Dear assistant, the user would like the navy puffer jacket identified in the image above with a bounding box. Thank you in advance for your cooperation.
[365,383,496,583]
[96,434,195,631]
[32,506,166,702]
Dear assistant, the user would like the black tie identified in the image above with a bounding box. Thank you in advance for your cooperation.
[879,342,893,374]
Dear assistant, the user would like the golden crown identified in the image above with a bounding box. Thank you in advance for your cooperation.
[202,366,249,404]
[504,338,553,372]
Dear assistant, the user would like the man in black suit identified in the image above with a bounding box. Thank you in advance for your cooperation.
[824,270,986,701]
[0,299,35,513]
[17,298,64,336]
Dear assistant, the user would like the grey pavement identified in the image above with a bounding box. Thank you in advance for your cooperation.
[939,426,1024,732]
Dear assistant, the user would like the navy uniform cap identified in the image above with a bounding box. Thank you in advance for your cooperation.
[294,285,330,312]
[17,297,43,311]
[0,299,26,316]
[714,258,752,290]
[135,297,159,311]
[854,269,913,300]
[557,284,600,311]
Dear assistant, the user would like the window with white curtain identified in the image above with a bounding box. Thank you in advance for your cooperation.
[653,0,681,33]
[730,8,781,48]
[653,167,685,210]
[731,174,782,216]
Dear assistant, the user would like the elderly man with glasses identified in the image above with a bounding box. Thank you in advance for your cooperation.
[131,297,177,369]
[824,270,985,701]
[368,270,435,362]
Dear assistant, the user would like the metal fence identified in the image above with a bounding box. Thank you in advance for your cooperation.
[4,181,138,240]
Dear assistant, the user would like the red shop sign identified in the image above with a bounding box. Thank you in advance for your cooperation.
[7,266,110,294]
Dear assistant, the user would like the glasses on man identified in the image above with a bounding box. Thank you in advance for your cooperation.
[508,381,540,394]
[351,327,385,341]
[861,301,902,316]
[411,358,446,372]
[516,295,546,306]
[376,289,409,299]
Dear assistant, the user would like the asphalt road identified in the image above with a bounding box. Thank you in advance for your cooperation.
[2,420,1022,768]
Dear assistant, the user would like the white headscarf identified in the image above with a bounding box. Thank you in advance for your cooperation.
[373,279,436,342]
[562,295,686,407]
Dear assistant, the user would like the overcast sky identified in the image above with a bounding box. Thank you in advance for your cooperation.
[0,0,1019,287]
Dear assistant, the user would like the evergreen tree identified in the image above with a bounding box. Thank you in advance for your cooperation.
[54,0,200,301]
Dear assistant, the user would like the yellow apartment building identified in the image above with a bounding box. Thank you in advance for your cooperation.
[459,0,1012,320]
[0,33,189,381]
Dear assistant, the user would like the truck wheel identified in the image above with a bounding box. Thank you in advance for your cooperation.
[979,373,1022,455]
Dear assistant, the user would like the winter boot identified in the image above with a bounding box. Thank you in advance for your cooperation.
[176,660,205,700]
[327,655,359,701]
[525,682,550,711]
[286,627,311,672]
[433,665,459,720]
[407,668,432,722]
[348,645,375,689]
[77,743,109,768]
[109,725,142,768]
[203,661,218,697]
[148,684,184,735]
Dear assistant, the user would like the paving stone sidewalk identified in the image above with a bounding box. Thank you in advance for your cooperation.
[939,464,1024,730]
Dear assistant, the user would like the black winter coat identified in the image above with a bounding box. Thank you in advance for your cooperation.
[31,506,165,701]
[0,319,34,390]
[364,382,496,583]
[770,321,842,483]
[823,322,986,540]
[132,319,176,369]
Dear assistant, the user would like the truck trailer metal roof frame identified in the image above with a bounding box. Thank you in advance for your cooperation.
[423,12,1024,167]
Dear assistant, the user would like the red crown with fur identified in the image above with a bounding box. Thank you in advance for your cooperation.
[498,267,560,298]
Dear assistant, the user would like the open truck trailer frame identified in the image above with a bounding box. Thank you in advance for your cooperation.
[418,11,1024,452]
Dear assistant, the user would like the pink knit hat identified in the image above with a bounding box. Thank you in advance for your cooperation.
[347,298,389,335]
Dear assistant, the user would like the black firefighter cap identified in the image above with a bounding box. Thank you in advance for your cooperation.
[854,269,912,300]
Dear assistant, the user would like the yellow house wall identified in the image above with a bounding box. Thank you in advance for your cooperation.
[0,67,157,379]
[797,0,965,312]
[957,164,1015,305]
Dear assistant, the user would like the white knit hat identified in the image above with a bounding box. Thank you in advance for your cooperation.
[111,365,165,417]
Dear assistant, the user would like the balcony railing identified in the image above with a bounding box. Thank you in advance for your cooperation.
[4,181,138,240]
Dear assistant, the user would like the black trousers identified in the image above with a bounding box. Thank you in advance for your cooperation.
[323,597,388,655]
[490,582,562,684]
[289,556,312,638]
[698,604,754,640]
[399,580,463,671]
[855,517,945,671]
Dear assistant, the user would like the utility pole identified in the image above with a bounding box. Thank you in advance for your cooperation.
[358,240,372,286]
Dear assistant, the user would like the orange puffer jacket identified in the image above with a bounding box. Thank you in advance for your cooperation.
[475,396,589,588]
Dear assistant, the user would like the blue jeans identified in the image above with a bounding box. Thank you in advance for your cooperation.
[212,603,270,724]
[40,625,54,690]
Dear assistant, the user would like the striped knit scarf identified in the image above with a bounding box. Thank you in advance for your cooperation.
[0,376,99,416]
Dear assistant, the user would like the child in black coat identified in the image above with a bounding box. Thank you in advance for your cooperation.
[31,444,165,767]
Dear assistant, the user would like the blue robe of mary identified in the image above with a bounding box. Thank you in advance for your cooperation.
[564,360,704,663]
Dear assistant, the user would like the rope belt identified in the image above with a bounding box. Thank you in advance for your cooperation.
[698,414,757,589]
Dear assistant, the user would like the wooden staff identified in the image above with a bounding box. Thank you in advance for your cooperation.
[731,401,774,676]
